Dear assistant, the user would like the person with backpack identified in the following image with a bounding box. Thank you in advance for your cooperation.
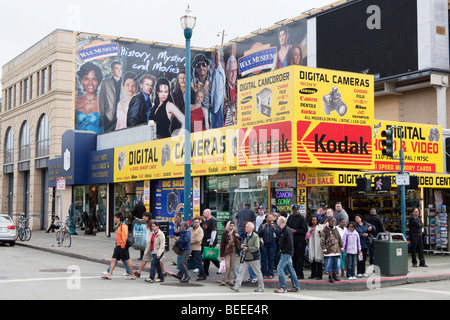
[101,212,136,280]
[320,216,344,283]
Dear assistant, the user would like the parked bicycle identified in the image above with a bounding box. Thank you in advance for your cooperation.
[15,214,32,241]
[56,219,72,247]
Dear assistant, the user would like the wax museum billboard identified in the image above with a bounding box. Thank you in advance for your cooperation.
[75,34,236,136]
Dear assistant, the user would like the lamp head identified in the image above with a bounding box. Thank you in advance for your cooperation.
[180,5,196,31]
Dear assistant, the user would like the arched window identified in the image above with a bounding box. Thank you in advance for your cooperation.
[36,114,50,158]
[19,121,30,161]
[4,127,14,164]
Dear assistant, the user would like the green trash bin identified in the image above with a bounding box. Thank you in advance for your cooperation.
[373,233,408,276]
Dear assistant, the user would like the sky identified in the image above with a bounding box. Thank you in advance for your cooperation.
[0,0,336,92]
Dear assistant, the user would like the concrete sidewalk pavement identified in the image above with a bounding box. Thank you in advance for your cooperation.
[15,230,450,291]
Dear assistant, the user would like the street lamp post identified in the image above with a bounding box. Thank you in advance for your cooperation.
[181,6,196,223]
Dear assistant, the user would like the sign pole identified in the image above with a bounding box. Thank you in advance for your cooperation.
[399,131,407,237]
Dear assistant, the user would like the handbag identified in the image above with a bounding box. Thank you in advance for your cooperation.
[202,246,219,261]
[172,241,183,256]
[127,233,135,247]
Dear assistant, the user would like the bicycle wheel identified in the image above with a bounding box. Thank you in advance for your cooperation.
[24,227,32,241]
[14,228,19,241]
[64,232,71,247]
[18,228,26,241]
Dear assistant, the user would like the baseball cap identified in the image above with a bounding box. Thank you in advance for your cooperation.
[291,204,299,211]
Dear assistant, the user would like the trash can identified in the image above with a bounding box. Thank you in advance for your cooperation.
[373,233,408,276]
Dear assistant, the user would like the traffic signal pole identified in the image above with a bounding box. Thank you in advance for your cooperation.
[382,126,406,237]
[398,133,407,237]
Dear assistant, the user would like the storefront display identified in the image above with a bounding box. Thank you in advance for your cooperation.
[424,190,450,254]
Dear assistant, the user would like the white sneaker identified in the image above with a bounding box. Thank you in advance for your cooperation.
[193,268,199,273]
[357,274,363,278]
[363,273,369,277]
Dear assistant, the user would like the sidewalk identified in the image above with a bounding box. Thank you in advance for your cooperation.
[16,230,450,291]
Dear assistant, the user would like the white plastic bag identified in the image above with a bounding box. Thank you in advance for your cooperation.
[219,260,228,273]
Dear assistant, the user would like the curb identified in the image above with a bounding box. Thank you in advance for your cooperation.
[16,242,450,291]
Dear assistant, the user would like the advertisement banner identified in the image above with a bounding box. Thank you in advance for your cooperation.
[154,178,186,236]
[293,65,374,169]
[233,19,308,78]
[237,68,293,127]
[113,126,240,182]
[305,169,450,189]
[373,120,443,173]
[237,121,294,170]
[75,34,242,137]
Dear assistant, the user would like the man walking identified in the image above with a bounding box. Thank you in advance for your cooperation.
[201,209,220,276]
[274,216,300,293]
[191,216,207,280]
[230,222,264,293]
[286,204,308,279]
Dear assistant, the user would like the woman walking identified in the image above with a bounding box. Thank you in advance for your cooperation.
[219,221,240,286]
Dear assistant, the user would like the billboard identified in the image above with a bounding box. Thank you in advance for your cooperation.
[373,120,443,173]
[236,66,374,170]
[75,34,242,136]
[316,0,418,79]
[113,126,240,183]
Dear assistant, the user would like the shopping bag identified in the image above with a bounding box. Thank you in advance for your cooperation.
[202,246,219,261]
[218,260,227,273]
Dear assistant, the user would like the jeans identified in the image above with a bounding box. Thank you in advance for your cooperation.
[324,256,340,273]
[192,250,206,277]
[261,241,276,277]
[149,253,164,281]
[179,250,192,278]
[346,254,357,278]
[277,253,300,291]
[107,258,131,274]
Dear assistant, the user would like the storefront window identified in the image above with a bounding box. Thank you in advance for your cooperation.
[114,182,136,220]
[205,170,297,222]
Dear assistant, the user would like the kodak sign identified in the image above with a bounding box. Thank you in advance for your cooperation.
[297,121,373,168]
[238,121,293,169]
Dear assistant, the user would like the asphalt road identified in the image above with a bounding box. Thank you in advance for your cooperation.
[1,244,450,302]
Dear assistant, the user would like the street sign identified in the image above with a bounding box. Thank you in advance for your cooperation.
[396,173,410,186]
[56,177,66,191]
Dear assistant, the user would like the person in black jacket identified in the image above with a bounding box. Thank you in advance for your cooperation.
[127,74,155,128]
[274,216,300,293]
[364,208,385,264]
[286,204,308,279]
[409,207,427,267]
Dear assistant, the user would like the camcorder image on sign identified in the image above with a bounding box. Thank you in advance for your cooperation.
[256,88,273,117]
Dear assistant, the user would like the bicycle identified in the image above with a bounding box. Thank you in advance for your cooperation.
[15,214,32,241]
[56,221,71,247]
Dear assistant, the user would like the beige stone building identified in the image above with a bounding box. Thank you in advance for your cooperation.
[1,29,75,229]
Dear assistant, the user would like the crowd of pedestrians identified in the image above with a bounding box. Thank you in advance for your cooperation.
[100,201,425,289]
